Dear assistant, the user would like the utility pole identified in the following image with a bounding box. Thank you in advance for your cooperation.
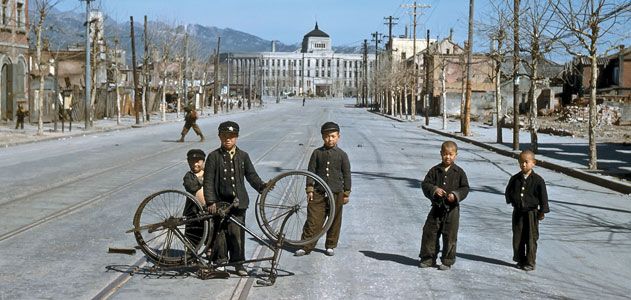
[512,0,520,150]
[383,16,399,51]
[142,15,149,122]
[183,30,189,110]
[81,0,94,129]
[425,29,430,126]
[130,16,141,125]
[362,39,368,107]
[213,37,221,114]
[463,0,474,136]
[371,32,381,111]
[402,1,431,121]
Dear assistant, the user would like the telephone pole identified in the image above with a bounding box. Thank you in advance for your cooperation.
[383,16,399,51]
[371,32,382,111]
[213,37,221,114]
[362,39,368,107]
[81,0,94,129]
[425,29,430,126]
[512,0,520,150]
[402,1,431,121]
[130,16,140,125]
[142,15,149,122]
[463,0,474,136]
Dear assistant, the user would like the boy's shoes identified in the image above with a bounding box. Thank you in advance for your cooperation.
[325,248,335,256]
[294,249,307,256]
[522,265,535,272]
[235,265,248,276]
[215,266,226,272]
[419,261,436,268]
[438,264,451,271]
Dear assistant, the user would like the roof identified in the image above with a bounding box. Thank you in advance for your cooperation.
[304,22,329,38]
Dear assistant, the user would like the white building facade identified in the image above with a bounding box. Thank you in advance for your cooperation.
[227,23,374,98]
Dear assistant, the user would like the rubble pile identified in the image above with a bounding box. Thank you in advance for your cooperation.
[556,105,621,126]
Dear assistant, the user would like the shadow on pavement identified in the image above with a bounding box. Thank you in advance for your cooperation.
[351,171,421,189]
[455,253,515,268]
[359,250,418,267]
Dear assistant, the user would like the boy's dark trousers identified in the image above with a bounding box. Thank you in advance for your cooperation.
[208,209,246,264]
[301,192,344,252]
[419,206,460,266]
[512,209,539,267]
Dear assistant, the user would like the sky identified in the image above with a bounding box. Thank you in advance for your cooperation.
[54,0,492,47]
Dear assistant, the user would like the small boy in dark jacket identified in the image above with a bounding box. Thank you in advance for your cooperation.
[505,150,549,271]
[419,141,469,270]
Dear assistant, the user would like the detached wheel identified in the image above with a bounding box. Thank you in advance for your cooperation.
[255,170,335,246]
[132,190,209,266]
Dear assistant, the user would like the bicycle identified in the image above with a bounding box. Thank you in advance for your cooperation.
[127,170,335,286]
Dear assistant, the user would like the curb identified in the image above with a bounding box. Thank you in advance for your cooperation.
[422,125,631,195]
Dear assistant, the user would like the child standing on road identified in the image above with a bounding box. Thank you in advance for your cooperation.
[203,121,268,276]
[505,150,549,271]
[182,149,208,256]
[295,122,351,257]
[419,141,469,270]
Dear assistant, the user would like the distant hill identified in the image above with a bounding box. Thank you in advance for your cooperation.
[33,7,362,62]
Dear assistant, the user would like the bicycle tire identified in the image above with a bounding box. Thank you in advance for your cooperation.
[255,170,335,246]
[133,189,209,266]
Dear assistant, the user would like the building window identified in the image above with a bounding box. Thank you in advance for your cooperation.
[327,71,330,77]
[16,2,23,28]
[283,70,286,77]
[307,60,310,67]
[315,60,319,67]
[307,70,310,77]
[327,60,331,67]
[272,60,275,67]
[316,70,319,77]
[401,52,406,60]
[283,60,286,67]
[2,0,8,26]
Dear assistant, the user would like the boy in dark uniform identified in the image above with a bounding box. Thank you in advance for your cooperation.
[182,149,207,257]
[178,104,204,142]
[202,121,267,276]
[419,141,469,270]
[295,121,351,257]
[505,150,549,271]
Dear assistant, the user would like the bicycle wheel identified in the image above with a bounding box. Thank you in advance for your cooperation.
[256,170,335,246]
[133,189,209,266]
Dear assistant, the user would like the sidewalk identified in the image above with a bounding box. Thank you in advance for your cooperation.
[377,112,631,194]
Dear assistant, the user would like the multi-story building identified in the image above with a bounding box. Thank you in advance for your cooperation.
[0,0,28,122]
[226,23,374,98]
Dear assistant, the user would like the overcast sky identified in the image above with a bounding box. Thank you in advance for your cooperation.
[55,0,491,47]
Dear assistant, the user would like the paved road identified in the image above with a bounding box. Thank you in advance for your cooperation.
[0,99,629,299]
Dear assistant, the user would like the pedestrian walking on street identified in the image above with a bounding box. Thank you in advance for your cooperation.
[302,97,306,106]
[505,150,549,271]
[178,104,204,142]
[419,141,469,270]
[295,122,351,257]
[202,121,268,276]
[15,104,27,129]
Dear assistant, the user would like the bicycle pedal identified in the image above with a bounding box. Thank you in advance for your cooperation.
[256,279,274,286]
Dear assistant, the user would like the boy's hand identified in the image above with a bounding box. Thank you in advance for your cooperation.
[538,211,545,221]
[208,203,217,215]
[435,188,447,198]
[307,192,313,202]
[446,193,456,203]
[343,196,349,204]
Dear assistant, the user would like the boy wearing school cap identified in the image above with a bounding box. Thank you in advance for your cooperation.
[182,149,207,259]
[202,121,267,276]
[295,121,352,257]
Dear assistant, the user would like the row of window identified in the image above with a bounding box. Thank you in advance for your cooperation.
[263,69,361,79]
[1,0,25,29]
[251,58,362,69]
[262,80,358,88]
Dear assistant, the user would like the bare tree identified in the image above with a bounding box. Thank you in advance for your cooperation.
[480,2,511,143]
[521,0,564,153]
[32,0,60,135]
[551,0,631,170]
